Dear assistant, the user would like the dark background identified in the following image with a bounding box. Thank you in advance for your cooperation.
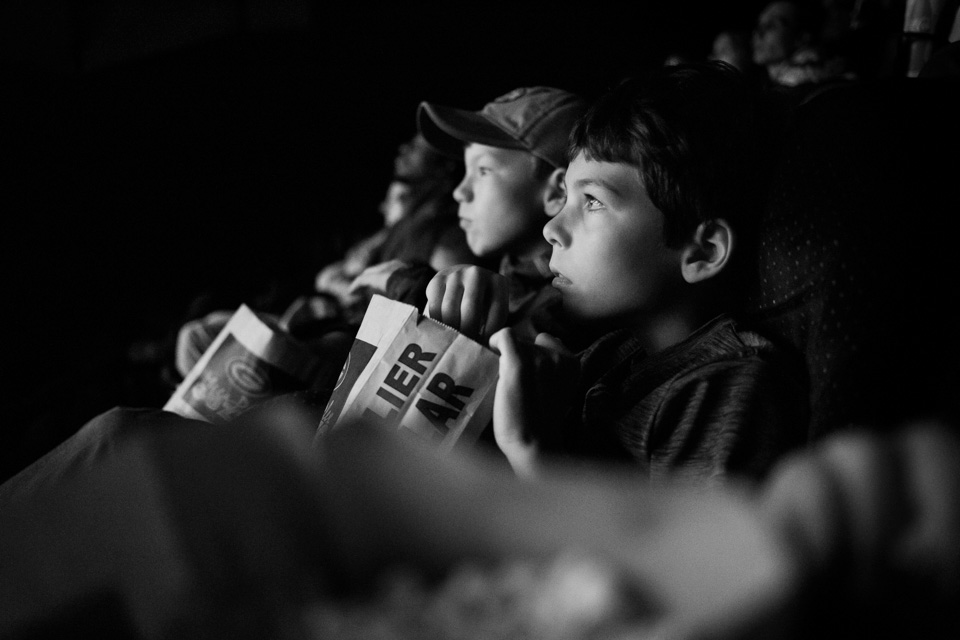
[0,0,871,475]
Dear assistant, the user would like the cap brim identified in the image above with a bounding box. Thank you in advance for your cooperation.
[417,102,526,159]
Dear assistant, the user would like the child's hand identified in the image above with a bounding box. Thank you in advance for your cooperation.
[426,265,509,342]
[315,260,348,293]
[174,310,234,378]
[488,328,580,479]
[489,327,540,478]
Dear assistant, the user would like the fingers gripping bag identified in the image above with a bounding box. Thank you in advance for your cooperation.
[164,304,322,423]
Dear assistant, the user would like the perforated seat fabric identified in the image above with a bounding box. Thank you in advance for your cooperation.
[743,78,960,440]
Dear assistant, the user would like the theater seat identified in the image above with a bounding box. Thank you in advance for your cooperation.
[743,77,960,441]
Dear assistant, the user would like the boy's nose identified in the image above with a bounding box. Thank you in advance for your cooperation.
[452,177,470,203]
[542,214,566,248]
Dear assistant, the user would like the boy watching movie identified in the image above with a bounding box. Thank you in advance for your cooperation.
[352,86,587,344]
[428,62,809,481]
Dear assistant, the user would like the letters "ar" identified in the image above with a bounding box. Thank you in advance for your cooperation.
[416,372,474,435]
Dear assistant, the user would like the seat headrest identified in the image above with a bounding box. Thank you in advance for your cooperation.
[744,78,960,439]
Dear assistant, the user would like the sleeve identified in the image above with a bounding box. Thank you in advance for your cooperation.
[647,355,810,483]
[0,407,206,508]
[342,228,390,275]
[383,262,437,311]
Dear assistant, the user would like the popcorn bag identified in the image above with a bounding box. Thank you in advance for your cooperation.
[164,304,322,423]
[317,295,499,454]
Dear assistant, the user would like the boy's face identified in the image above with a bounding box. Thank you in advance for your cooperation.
[544,151,686,328]
[752,1,802,66]
[379,180,414,226]
[454,143,547,258]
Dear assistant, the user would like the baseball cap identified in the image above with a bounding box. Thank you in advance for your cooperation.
[417,86,586,168]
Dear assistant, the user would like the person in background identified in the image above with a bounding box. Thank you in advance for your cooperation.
[752,0,858,95]
[310,133,473,319]
[173,132,477,379]
[709,28,764,81]
[711,29,752,70]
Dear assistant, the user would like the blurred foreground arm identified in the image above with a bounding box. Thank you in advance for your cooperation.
[2,402,958,639]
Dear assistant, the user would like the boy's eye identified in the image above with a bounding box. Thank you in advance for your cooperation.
[584,195,604,211]
[477,166,492,176]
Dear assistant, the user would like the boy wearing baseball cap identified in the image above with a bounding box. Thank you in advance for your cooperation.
[353,86,587,344]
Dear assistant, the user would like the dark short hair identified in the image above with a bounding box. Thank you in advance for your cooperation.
[568,61,778,250]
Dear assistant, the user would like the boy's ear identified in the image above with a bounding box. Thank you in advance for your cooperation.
[542,168,567,217]
[680,219,734,284]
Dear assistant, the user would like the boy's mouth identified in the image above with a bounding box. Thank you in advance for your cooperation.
[550,266,571,287]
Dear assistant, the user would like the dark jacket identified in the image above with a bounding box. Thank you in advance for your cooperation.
[549,315,809,484]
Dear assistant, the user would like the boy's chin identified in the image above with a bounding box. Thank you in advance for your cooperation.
[556,302,628,337]
[555,303,604,332]
[466,239,493,258]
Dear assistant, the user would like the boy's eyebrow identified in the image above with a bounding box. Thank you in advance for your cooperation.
[571,177,624,198]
